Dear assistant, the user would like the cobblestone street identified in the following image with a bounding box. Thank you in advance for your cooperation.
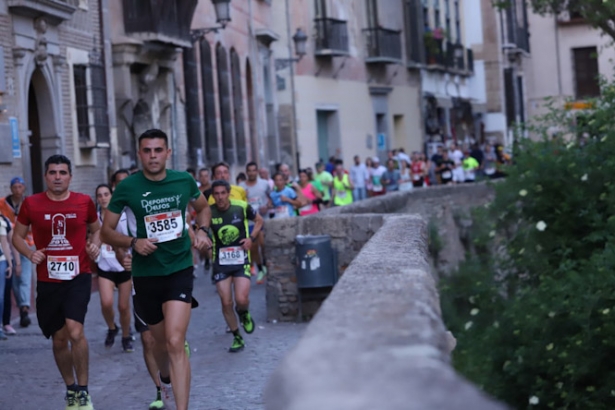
[0,268,306,410]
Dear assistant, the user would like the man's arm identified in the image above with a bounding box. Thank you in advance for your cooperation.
[86,220,101,261]
[12,222,45,265]
[100,210,132,249]
[192,194,212,251]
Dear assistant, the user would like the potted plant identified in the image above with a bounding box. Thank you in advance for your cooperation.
[424,28,442,64]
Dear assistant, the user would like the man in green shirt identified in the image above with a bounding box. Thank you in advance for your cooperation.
[101,129,212,410]
[314,162,333,207]
[209,180,263,352]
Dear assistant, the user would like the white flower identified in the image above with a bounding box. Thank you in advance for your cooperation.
[519,189,528,197]
[566,142,575,149]
[536,221,547,231]
[581,174,588,181]
[529,396,540,405]
[470,308,479,316]
[603,308,610,315]
[464,321,473,330]
[548,311,555,318]
[469,296,476,304]
[546,343,554,351]
[518,248,525,255]
[489,230,496,238]
[601,136,607,142]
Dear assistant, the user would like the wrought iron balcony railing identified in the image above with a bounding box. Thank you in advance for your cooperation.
[363,27,402,64]
[314,17,349,56]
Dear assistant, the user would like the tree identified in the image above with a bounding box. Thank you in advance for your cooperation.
[528,0,615,43]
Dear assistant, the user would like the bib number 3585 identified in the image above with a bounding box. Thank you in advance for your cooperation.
[47,255,79,280]
[144,211,183,243]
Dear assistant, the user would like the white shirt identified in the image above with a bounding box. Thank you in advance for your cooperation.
[350,164,369,188]
[449,149,464,165]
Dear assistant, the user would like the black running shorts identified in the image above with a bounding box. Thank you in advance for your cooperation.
[212,265,251,284]
[36,274,92,339]
[132,267,194,326]
[97,268,131,287]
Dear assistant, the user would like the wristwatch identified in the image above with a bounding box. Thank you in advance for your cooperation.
[198,226,209,234]
[249,235,256,242]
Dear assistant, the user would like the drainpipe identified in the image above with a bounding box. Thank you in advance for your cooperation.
[285,0,300,173]
[99,0,118,175]
[553,15,563,97]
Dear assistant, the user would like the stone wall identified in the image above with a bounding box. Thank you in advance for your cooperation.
[265,214,384,322]
[264,215,505,410]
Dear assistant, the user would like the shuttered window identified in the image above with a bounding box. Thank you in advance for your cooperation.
[573,47,600,99]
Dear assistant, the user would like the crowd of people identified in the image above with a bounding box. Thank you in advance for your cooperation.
[0,130,512,410]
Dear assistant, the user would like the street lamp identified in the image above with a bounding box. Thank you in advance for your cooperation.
[292,28,308,60]
[191,0,232,40]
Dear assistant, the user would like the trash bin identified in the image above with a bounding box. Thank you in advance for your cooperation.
[295,235,337,289]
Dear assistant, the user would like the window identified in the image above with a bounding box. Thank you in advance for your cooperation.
[230,49,246,164]
[216,44,234,164]
[445,0,451,41]
[315,0,327,17]
[200,40,219,163]
[454,0,460,43]
[434,0,440,28]
[73,65,89,142]
[573,47,600,99]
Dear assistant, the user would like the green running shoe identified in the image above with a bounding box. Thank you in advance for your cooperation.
[239,311,255,334]
[184,339,191,358]
[256,267,267,284]
[229,334,245,353]
[65,390,78,410]
[148,398,164,410]
[76,391,94,410]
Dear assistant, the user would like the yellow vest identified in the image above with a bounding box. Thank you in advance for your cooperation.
[208,185,247,205]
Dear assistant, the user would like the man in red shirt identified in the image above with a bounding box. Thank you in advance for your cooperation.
[12,155,100,410]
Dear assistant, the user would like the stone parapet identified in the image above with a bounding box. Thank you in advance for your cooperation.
[265,214,505,410]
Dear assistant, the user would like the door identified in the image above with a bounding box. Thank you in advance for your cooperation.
[317,110,329,162]
[28,82,43,193]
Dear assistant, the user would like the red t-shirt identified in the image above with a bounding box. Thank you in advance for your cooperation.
[18,192,98,283]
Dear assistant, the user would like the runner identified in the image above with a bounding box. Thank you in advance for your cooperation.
[101,129,212,410]
[239,162,271,284]
[209,180,263,352]
[95,184,133,352]
[332,163,354,207]
[270,173,301,218]
[297,169,322,216]
[207,162,247,205]
[12,154,100,409]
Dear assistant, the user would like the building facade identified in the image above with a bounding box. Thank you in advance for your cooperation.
[272,0,424,171]
[0,0,112,195]
[525,10,615,121]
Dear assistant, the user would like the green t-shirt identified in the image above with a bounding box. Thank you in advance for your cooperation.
[315,171,333,201]
[107,170,201,277]
[211,199,257,273]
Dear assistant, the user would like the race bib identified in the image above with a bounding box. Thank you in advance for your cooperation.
[275,206,291,218]
[442,171,452,179]
[101,244,115,259]
[413,174,421,181]
[47,255,79,280]
[218,246,245,265]
[372,185,383,192]
[337,190,347,199]
[485,167,496,175]
[249,197,261,210]
[144,211,183,243]
[300,203,313,213]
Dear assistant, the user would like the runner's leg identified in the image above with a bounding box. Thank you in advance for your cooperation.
[65,318,89,386]
[51,324,76,386]
[117,280,132,338]
[98,276,117,331]
[140,330,161,387]
[216,277,238,331]
[163,300,192,410]
[233,276,251,312]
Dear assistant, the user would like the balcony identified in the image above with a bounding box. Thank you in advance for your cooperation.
[467,48,474,74]
[122,0,197,48]
[8,0,76,25]
[314,18,349,56]
[445,41,466,73]
[363,27,402,64]
[424,36,445,69]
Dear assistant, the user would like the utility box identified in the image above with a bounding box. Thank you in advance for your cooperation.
[295,234,337,289]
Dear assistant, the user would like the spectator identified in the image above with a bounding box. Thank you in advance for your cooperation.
[259,167,274,190]
[382,159,402,192]
[370,157,387,196]
[349,155,369,201]
[365,157,374,196]
[397,148,411,165]
[436,151,455,185]
[325,156,336,174]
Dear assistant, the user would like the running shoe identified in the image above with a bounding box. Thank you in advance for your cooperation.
[250,265,257,275]
[256,266,267,284]
[19,309,31,327]
[184,339,191,358]
[149,398,164,410]
[122,336,134,353]
[239,311,255,334]
[160,380,176,410]
[229,334,245,352]
[0,331,7,341]
[104,326,119,348]
[76,391,94,410]
[65,390,78,410]
[3,324,16,335]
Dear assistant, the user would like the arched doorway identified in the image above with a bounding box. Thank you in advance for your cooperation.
[27,68,56,194]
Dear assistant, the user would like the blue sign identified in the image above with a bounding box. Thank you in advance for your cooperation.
[377,133,386,150]
[10,117,20,158]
